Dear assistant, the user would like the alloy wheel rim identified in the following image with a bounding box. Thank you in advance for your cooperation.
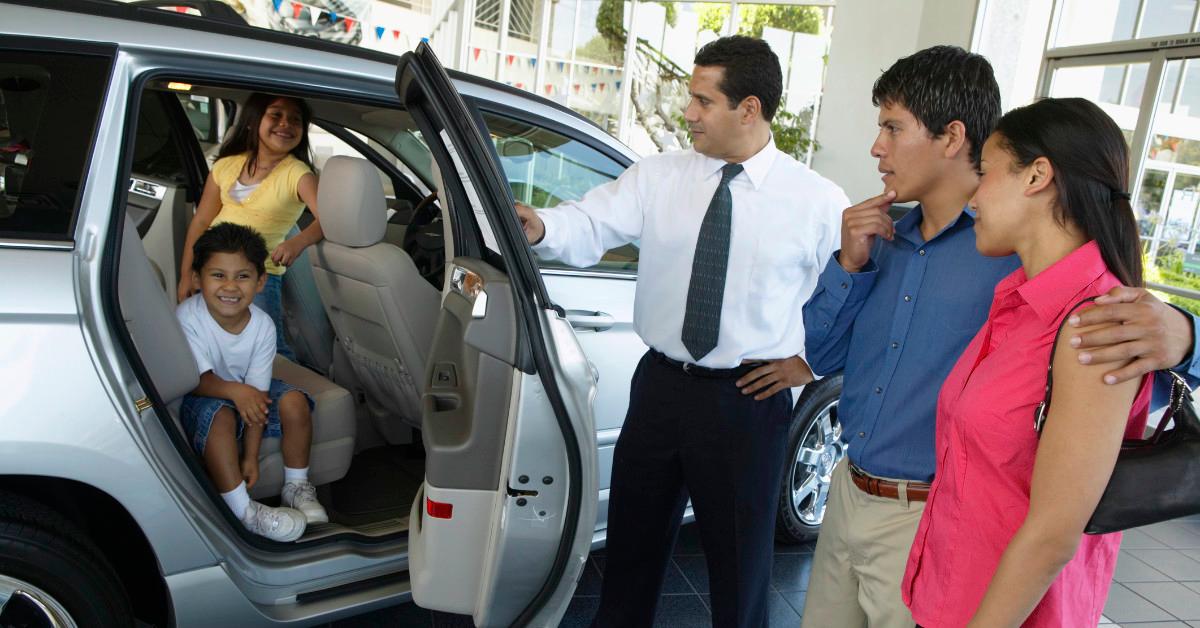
[0,575,77,628]
[790,400,845,527]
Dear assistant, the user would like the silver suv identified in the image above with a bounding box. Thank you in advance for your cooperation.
[0,2,844,626]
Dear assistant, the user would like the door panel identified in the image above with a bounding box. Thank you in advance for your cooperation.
[398,43,596,627]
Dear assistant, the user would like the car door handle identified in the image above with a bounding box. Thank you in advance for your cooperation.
[565,309,615,332]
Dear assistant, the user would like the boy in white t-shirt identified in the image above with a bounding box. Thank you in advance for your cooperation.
[177,223,327,542]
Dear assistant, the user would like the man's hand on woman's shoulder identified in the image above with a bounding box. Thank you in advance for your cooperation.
[1067,286,1194,384]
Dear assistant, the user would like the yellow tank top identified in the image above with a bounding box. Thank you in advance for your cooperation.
[209,153,312,275]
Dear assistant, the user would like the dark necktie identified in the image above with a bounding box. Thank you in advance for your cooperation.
[681,162,743,361]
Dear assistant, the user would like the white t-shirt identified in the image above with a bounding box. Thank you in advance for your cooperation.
[176,294,275,392]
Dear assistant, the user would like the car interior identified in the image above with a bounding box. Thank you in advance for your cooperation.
[116,80,464,544]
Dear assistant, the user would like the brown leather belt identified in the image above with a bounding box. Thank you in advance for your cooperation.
[849,462,930,502]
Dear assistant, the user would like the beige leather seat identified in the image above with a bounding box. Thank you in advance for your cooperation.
[118,217,355,499]
[308,156,440,443]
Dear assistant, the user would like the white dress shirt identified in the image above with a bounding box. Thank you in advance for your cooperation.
[533,138,848,368]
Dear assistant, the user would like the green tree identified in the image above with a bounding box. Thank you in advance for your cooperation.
[596,0,678,53]
[697,3,822,38]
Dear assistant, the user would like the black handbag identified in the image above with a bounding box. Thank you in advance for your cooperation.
[1035,297,1200,535]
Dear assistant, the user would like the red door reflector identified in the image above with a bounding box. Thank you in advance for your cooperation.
[426,497,453,519]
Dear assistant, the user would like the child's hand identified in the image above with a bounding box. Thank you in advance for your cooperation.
[271,239,305,268]
[240,456,259,489]
[231,384,270,426]
[176,275,195,304]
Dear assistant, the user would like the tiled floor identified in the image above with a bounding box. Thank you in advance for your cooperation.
[335,515,1200,627]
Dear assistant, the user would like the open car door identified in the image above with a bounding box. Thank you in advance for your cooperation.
[397,43,599,627]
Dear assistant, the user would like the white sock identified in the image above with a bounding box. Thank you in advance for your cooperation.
[221,482,251,520]
[284,466,309,485]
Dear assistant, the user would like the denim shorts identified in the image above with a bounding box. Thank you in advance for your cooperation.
[179,378,312,455]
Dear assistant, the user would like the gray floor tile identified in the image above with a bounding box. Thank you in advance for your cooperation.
[1104,583,1176,624]
[768,589,800,626]
[1124,529,1171,549]
[1126,582,1200,620]
[574,558,604,596]
[675,554,712,594]
[1098,615,1114,625]
[652,595,711,628]
[779,590,808,617]
[332,601,432,627]
[772,553,814,593]
[1117,550,1175,582]
[1184,581,1200,595]
[559,596,600,628]
[1184,550,1200,564]
[1128,549,1200,581]
[1119,622,1190,627]
[1141,522,1200,549]
[773,538,818,555]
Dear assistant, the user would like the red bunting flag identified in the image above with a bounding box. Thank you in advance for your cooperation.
[545,84,553,95]
[516,83,524,89]
[473,48,481,61]
[599,83,606,92]
[291,2,302,18]
[393,29,401,39]
[506,55,515,66]
[344,17,355,32]
[573,84,580,94]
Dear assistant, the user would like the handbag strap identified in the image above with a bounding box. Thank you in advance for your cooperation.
[1035,297,1191,440]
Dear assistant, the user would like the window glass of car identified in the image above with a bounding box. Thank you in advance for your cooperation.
[132,91,189,184]
[0,50,111,240]
[480,111,638,274]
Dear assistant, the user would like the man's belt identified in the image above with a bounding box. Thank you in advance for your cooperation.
[849,461,930,502]
[649,349,762,379]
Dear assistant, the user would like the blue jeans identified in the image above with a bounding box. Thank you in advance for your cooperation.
[253,273,296,361]
[179,379,312,455]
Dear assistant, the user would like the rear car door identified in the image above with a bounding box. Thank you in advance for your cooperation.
[396,43,598,627]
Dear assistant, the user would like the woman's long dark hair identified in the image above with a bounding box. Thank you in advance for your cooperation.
[217,93,314,175]
[994,97,1143,287]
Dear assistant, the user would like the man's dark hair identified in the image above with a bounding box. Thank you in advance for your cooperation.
[191,223,269,276]
[693,36,783,121]
[872,45,1000,168]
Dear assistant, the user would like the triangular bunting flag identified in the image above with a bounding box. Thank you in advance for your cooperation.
[309,7,320,26]
[545,84,553,95]
[615,80,621,90]
[273,0,283,11]
[344,17,355,32]
[573,84,580,94]
[599,83,606,92]
[506,55,515,66]
[291,2,302,19]
[329,10,337,21]
[557,62,565,72]
[393,29,401,39]
[516,82,524,89]
[529,58,536,68]
[590,83,597,92]
[375,26,385,39]
[473,48,481,61]
[421,37,429,43]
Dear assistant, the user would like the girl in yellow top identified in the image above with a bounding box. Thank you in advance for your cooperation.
[178,93,322,360]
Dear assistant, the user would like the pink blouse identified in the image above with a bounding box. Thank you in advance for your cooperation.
[901,241,1151,627]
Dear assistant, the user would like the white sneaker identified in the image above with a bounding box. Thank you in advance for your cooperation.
[240,501,307,542]
[282,480,329,524]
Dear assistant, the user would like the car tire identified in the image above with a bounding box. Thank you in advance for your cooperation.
[775,375,845,545]
[0,491,134,628]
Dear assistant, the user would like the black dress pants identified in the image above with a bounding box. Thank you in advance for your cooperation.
[591,350,793,628]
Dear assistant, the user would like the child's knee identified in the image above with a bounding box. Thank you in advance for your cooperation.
[211,407,238,432]
[279,391,311,424]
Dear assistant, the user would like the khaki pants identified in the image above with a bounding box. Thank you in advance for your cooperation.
[800,460,925,628]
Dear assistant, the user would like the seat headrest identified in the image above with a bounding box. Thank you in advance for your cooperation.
[316,156,387,248]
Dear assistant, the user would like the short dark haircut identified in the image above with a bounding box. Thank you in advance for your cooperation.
[191,223,269,277]
[872,45,1001,168]
[995,97,1142,288]
[694,36,783,121]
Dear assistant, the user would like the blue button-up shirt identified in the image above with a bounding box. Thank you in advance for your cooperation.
[803,205,1200,482]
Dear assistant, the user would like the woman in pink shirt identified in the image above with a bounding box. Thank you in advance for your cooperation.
[902,97,1152,627]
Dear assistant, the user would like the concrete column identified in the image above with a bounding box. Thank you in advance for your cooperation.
[618,0,639,142]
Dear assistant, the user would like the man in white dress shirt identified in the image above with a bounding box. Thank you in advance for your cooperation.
[517,36,848,628]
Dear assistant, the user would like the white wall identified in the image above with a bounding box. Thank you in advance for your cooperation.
[812,0,980,203]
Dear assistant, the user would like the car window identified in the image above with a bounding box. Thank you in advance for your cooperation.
[0,50,111,240]
[132,92,189,184]
[310,125,396,199]
[481,112,638,274]
[177,93,216,144]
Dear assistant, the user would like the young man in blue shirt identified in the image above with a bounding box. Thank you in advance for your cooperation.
[800,45,1200,627]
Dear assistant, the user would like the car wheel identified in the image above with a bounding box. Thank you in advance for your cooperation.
[775,375,845,545]
[0,491,134,628]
